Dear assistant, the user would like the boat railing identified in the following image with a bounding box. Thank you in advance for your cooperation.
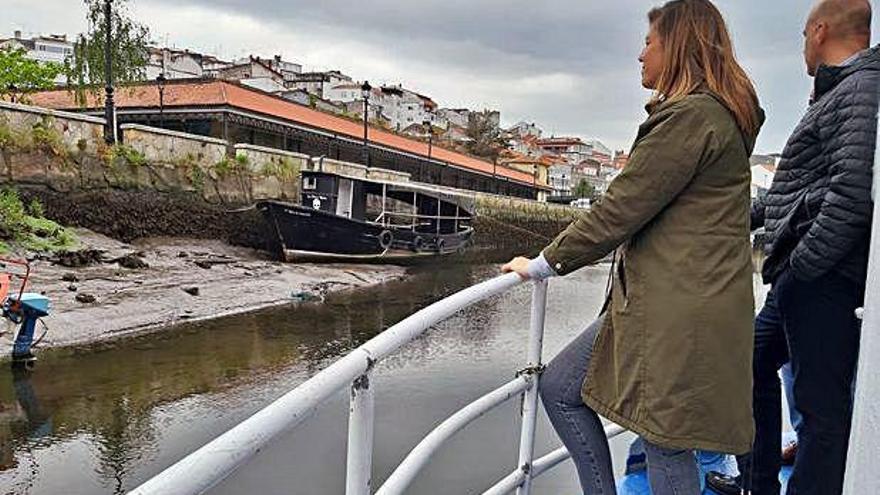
[128,274,625,495]
[378,212,469,221]
[841,107,880,493]
[128,114,880,494]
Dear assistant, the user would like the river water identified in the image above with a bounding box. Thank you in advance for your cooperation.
[0,262,664,494]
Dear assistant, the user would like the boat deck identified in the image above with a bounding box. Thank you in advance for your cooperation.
[620,466,791,494]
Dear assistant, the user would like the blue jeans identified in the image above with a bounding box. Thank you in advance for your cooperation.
[540,316,701,494]
[781,363,802,432]
[627,437,739,490]
[741,269,862,495]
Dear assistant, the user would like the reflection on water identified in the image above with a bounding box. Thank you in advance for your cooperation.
[2,263,561,494]
[0,257,768,494]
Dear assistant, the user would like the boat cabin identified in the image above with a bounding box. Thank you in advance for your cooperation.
[300,171,473,236]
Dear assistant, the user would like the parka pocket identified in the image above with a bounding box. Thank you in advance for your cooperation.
[766,191,811,279]
[613,253,631,312]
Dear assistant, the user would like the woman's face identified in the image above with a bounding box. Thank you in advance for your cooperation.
[639,23,664,89]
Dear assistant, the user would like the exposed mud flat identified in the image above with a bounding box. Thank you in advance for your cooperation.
[0,229,405,352]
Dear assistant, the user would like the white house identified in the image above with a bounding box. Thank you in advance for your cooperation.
[279,88,346,114]
[263,55,302,84]
[240,77,287,94]
[374,85,438,132]
[218,56,284,84]
[0,31,73,84]
[343,99,386,123]
[549,163,575,197]
[201,55,234,78]
[146,47,205,79]
[751,163,776,198]
[287,71,353,98]
[586,139,613,161]
[324,82,367,103]
[509,121,543,139]
[538,137,592,165]
[437,108,470,129]
[0,31,73,64]
[326,84,441,132]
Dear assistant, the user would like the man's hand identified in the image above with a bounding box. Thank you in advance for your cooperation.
[501,256,531,280]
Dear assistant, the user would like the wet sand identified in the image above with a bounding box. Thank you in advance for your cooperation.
[0,229,405,352]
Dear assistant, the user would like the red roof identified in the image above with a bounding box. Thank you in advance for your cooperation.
[30,80,537,186]
[536,137,585,147]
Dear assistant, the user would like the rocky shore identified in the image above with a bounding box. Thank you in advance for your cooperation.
[0,228,405,353]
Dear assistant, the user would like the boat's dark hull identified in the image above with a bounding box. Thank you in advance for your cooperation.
[257,201,473,263]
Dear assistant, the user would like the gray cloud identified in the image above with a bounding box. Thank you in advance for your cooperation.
[6,0,875,153]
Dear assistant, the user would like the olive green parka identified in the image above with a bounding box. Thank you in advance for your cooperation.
[544,92,761,454]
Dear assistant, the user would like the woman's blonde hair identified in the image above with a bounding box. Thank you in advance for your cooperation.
[648,0,760,134]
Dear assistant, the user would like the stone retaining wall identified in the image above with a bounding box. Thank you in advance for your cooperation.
[1,100,579,257]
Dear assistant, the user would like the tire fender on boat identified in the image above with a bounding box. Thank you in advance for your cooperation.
[412,236,425,252]
[378,230,394,250]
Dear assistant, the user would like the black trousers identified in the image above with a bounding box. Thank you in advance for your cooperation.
[740,268,863,495]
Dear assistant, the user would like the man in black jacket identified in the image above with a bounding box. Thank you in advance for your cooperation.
[724,1,879,494]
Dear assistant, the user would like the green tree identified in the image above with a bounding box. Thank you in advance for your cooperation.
[573,179,598,200]
[465,110,506,160]
[66,0,150,106]
[0,48,63,103]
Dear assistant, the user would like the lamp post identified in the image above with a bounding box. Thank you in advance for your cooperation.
[493,156,498,194]
[156,73,167,129]
[533,164,538,200]
[103,0,116,144]
[422,118,433,160]
[361,81,371,167]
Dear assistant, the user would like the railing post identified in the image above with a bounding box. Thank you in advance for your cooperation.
[843,107,880,494]
[515,279,549,495]
[347,372,375,495]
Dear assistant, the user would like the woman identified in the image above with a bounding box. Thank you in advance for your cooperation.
[503,1,762,493]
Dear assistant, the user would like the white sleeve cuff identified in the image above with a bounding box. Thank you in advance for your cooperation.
[526,253,558,280]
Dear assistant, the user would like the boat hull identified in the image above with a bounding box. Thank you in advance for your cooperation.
[257,201,473,263]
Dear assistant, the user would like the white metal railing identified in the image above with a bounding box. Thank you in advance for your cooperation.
[129,110,880,495]
[842,107,880,493]
[129,273,613,495]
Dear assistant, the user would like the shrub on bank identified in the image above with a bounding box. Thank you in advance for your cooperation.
[0,187,77,254]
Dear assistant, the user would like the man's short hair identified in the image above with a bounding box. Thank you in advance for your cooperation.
[812,0,873,38]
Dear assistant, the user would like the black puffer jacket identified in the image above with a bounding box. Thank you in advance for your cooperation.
[753,45,880,285]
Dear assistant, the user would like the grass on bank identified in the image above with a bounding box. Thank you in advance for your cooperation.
[0,188,77,254]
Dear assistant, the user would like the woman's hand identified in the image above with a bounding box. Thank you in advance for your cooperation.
[501,256,532,280]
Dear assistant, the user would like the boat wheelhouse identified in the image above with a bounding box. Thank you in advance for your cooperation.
[257,170,475,262]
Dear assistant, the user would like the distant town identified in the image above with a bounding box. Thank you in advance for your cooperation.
[1,29,778,203]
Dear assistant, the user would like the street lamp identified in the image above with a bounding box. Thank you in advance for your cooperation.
[103,0,116,144]
[533,164,538,200]
[492,155,498,194]
[361,81,371,167]
[156,73,167,129]
[423,118,433,160]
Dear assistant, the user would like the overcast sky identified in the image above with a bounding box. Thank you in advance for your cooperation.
[6,0,878,154]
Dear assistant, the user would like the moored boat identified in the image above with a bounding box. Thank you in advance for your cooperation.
[257,170,474,263]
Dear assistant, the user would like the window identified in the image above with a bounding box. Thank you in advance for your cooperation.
[37,44,67,54]
[303,177,317,190]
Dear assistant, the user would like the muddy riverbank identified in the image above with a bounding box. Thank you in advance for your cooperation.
[0,229,405,353]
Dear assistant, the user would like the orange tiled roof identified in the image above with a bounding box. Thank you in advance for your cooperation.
[536,137,585,147]
[30,80,538,186]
